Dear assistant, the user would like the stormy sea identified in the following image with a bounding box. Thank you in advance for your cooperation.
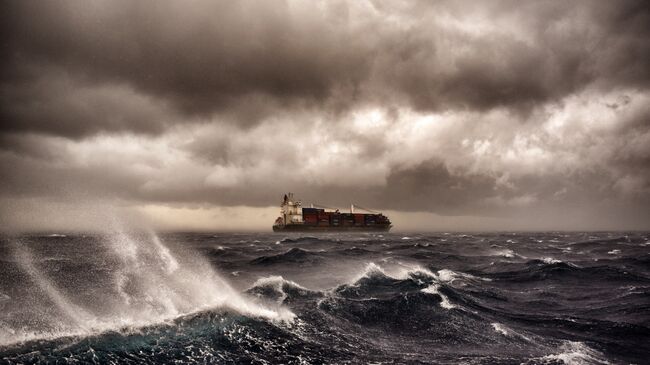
[0,232,648,364]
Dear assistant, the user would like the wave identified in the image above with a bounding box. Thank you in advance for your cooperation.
[275,236,325,244]
[1,232,294,348]
[338,263,490,291]
[490,322,531,341]
[525,258,576,267]
[322,263,485,312]
[246,276,320,304]
[434,268,491,284]
[540,257,562,264]
[250,247,323,265]
[335,246,374,255]
[487,259,650,283]
[489,248,517,258]
[312,263,542,349]
[537,341,610,365]
[421,284,455,309]
[0,309,328,365]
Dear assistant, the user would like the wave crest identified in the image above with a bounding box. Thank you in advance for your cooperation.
[2,231,294,347]
[247,276,318,304]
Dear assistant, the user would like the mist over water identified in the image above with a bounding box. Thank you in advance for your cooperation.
[0,230,292,347]
[1,231,649,364]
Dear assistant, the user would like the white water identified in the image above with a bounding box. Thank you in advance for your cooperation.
[491,322,510,336]
[249,276,311,304]
[421,284,456,309]
[540,341,610,365]
[541,257,562,264]
[2,230,293,347]
[491,322,531,341]
[350,262,463,310]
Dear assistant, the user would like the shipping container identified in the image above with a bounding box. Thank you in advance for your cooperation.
[354,214,365,225]
[303,213,318,225]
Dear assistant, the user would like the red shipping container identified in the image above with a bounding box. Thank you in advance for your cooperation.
[304,214,318,223]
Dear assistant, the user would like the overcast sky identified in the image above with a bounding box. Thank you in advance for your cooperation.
[1,0,649,232]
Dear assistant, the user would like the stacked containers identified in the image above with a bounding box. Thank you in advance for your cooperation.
[302,207,320,225]
[303,214,317,225]
[365,214,377,226]
[318,211,331,226]
[342,213,355,226]
[331,213,341,226]
[354,214,365,226]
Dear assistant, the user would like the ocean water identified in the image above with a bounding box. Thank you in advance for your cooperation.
[0,231,648,364]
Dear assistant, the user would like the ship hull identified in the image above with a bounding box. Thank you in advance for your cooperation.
[273,224,391,232]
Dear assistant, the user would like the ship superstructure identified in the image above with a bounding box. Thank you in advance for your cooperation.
[272,193,392,232]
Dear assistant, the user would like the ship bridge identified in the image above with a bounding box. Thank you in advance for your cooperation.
[280,193,303,225]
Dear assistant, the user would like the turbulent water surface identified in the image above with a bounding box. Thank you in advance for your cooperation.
[0,232,649,364]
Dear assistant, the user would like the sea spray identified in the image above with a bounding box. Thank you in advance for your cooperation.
[1,231,293,347]
[14,245,98,331]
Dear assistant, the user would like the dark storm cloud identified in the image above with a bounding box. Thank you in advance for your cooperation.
[2,0,650,231]
[2,0,649,138]
[1,0,370,136]
[373,0,650,113]
[377,160,497,214]
[1,70,176,138]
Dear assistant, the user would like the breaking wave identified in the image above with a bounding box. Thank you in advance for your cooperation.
[1,231,293,348]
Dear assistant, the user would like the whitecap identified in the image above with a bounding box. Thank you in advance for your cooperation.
[491,322,510,336]
[491,322,531,341]
[249,276,311,304]
[540,341,610,365]
[541,257,561,264]
[250,276,308,292]
[435,269,491,284]
[491,248,515,258]
[353,262,389,282]
[421,284,455,309]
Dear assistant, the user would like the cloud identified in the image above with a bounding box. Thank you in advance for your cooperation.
[1,71,176,138]
[1,0,649,231]
[3,1,649,137]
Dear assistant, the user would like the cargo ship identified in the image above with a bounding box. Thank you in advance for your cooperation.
[272,193,392,232]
